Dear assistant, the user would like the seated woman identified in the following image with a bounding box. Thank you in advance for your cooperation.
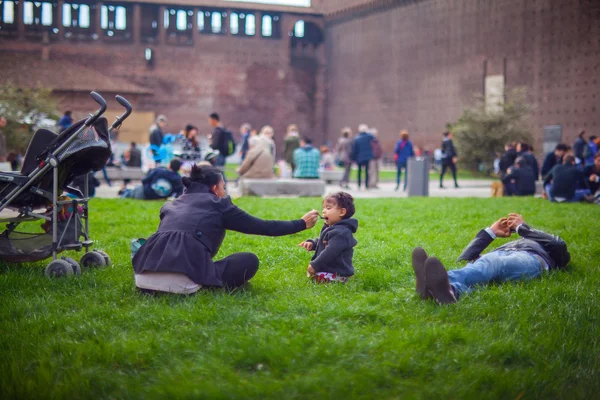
[133,165,319,294]
[236,136,275,179]
[320,146,335,170]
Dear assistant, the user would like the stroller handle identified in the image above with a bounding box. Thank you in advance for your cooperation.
[110,95,133,130]
[85,91,107,127]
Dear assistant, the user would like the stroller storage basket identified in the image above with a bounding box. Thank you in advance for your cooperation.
[0,218,82,263]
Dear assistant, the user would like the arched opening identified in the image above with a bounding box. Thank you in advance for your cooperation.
[289,19,323,70]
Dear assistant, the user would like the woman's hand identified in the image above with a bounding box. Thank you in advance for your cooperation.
[298,241,313,251]
[302,210,319,229]
[306,265,316,277]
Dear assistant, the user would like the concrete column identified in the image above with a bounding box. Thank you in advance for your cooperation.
[56,0,63,40]
[132,3,141,43]
[95,2,103,39]
[190,8,197,44]
[255,12,262,38]
[17,0,25,39]
[158,5,166,44]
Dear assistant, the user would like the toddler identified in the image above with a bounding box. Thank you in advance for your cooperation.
[299,192,358,283]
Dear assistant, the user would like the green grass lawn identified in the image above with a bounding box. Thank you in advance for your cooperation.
[1,197,599,399]
[224,164,490,182]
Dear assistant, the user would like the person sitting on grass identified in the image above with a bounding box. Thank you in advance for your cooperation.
[411,213,570,304]
[236,136,275,180]
[133,165,319,294]
[502,156,536,196]
[120,159,184,200]
[293,137,321,179]
[583,152,600,200]
[543,155,591,202]
[299,192,357,283]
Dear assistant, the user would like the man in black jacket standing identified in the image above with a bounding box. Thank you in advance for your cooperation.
[411,213,570,304]
[440,131,459,188]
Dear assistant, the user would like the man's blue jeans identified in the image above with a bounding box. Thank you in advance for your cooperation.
[448,250,544,297]
[216,154,227,182]
[545,183,590,202]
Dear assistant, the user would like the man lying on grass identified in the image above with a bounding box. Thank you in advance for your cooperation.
[412,213,570,304]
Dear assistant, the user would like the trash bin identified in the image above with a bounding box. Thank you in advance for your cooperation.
[407,157,429,197]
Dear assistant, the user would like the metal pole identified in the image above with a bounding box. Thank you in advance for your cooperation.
[84,173,89,252]
[52,165,58,260]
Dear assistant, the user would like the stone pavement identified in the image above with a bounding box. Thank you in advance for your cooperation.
[95,179,494,199]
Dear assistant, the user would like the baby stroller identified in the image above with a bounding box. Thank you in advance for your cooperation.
[0,92,132,277]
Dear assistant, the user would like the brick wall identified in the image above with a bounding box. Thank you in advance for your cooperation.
[325,0,600,156]
[313,0,374,15]
[0,5,326,151]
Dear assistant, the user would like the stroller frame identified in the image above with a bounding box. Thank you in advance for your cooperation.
[0,92,132,273]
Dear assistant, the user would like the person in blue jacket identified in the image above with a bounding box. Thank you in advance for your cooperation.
[121,159,184,200]
[394,130,415,191]
[351,124,374,190]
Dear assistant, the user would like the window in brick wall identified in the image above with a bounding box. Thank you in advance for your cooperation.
[197,10,225,35]
[261,14,280,38]
[230,12,238,34]
[23,1,54,26]
[262,15,271,36]
[197,10,204,31]
[164,9,172,29]
[176,10,186,31]
[211,11,221,33]
[101,5,126,30]
[23,1,53,26]
[2,1,15,24]
[62,4,91,29]
[115,6,126,30]
[41,3,52,25]
[294,20,304,37]
[245,13,255,36]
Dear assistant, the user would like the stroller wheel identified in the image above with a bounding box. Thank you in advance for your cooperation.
[80,251,107,269]
[93,250,111,267]
[45,259,74,278]
[61,257,82,275]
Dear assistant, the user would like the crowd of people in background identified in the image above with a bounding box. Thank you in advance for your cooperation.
[497,130,599,204]
[4,106,595,206]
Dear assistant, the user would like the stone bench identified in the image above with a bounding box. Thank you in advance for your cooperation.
[239,178,326,197]
[94,167,145,181]
[319,170,344,184]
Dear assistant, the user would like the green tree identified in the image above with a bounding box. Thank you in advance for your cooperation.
[451,88,533,174]
[0,84,58,155]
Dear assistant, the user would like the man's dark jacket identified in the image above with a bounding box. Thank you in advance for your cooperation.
[543,163,588,200]
[352,133,374,164]
[573,137,587,162]
[520,152,539,180]
[541,152,561,178]
[441,138,457,163]
[499,148,517,175]
[583,164,600,193]
[503,165,536,196]
[133,183,306,286]
[149,126,164,147]
[307,219,358,277]
[210,126,226,154]
[457,224,570,270]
